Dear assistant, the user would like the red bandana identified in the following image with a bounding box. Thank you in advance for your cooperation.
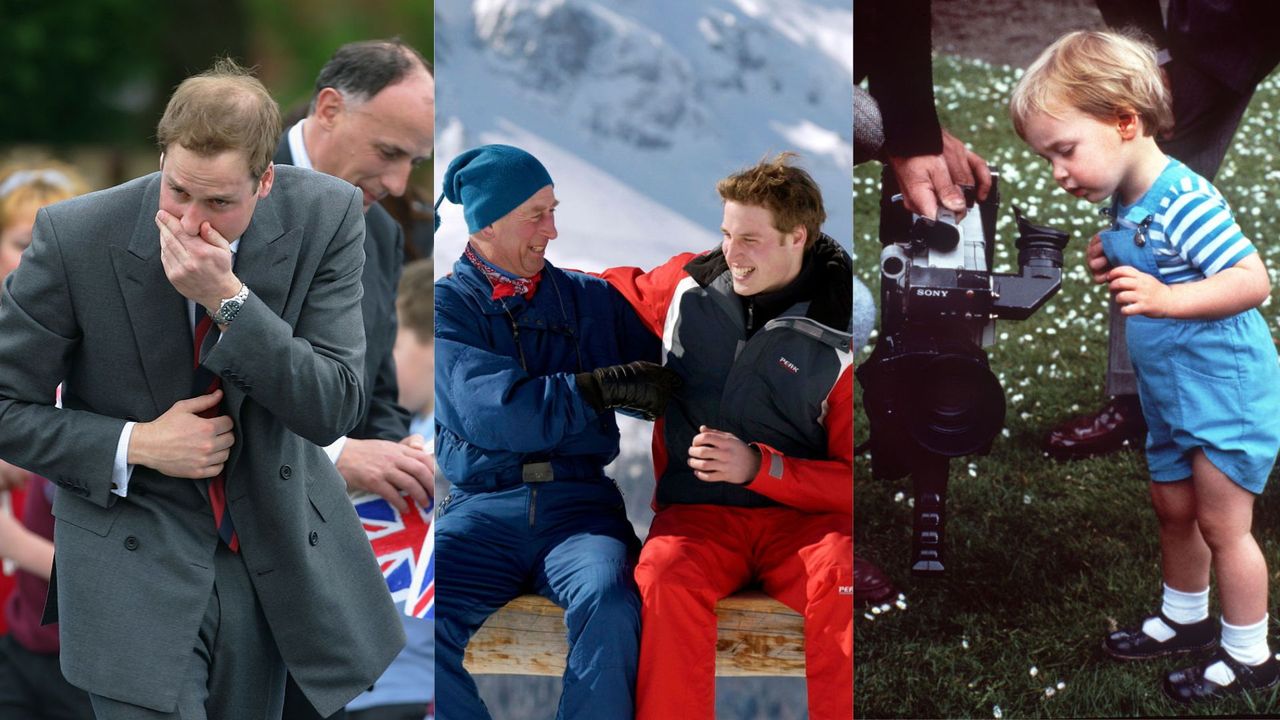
[464,244,541,301]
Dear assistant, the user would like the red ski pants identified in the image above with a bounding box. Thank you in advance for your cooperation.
[634,504,853,719]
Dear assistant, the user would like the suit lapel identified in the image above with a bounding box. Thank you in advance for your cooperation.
[111,175,191,419]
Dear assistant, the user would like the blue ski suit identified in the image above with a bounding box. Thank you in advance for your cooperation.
[433,251,658,720]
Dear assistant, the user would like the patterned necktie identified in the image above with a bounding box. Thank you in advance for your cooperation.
[193,308,238,552]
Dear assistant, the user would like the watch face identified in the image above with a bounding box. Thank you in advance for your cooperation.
[215,287,248,324]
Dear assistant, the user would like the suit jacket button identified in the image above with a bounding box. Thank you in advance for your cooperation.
[279,465,292,480]
[308,531,319,546]
[124,536,139,551]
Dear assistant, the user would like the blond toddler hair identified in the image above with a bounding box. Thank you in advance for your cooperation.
[1010,30,1173,141]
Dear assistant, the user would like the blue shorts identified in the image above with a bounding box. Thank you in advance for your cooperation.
[1128,311,1280,494]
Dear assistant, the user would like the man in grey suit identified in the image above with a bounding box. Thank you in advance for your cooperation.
[0,59,404,718]
[273,39,435,720]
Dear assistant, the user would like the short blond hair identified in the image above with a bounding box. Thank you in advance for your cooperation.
[0,160,89,231]
[1010,30,1172,140]
[156,58,281,181]
[717,152,825,249]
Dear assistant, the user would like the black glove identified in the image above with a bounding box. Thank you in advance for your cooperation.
[576,361,682,421]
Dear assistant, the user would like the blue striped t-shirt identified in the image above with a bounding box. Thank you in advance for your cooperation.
[1126,162,1255,284]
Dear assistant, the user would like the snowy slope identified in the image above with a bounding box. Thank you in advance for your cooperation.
[434,0,853,273]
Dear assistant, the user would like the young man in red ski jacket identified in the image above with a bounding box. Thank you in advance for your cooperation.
[601,154,853,720]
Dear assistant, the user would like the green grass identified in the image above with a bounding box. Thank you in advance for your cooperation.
[854,55,1280,719]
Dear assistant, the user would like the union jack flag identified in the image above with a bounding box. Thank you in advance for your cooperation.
[405,511,435,619]
[352,492,434,618]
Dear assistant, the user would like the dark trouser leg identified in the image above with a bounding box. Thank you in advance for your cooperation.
[1106,297,1138,396]
[0,634,95,720]
[281,675,344,720]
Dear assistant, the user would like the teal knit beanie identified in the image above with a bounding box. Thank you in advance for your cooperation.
[434,144,554,234]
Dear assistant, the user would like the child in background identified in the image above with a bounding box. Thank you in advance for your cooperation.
[394,258,435,441]
[1010,30,1280,703]
[0,159,93,718]
[0,161,90,504]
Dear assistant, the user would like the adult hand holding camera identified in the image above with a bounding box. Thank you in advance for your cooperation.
[888,129,992,221]
[576,361,681,420]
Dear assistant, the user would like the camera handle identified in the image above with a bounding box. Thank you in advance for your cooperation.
[910,450,950,577]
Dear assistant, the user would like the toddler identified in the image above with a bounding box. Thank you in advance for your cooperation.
[1011,30,1280,704]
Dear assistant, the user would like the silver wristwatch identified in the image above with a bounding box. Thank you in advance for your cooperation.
[210,283,249,325]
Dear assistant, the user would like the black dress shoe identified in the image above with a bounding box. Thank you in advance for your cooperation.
[854,554,896,608]
[1043,395,1147,461]
[1164,649,1280,704]
[1102,613,1216,661]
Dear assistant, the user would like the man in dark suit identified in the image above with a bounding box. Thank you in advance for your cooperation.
[0,59,404,718]
[273,39,435,720]
[274,39,435,511]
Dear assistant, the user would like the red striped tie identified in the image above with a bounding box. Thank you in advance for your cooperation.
[193,311,238,552]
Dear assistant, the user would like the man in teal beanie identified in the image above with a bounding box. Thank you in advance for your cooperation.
[436,143,554,232]
[432,144,680,720]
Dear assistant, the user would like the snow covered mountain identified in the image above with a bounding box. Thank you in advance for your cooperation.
[434,0,853,273]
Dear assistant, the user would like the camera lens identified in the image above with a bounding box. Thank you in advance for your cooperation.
[906,352,1006,456]
[1014,206,1069,269]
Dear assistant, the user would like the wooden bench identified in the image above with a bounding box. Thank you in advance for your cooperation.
[464,592,805,676]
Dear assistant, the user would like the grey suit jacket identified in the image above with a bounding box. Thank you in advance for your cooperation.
[273,138,412,441]
[0,166,405,715]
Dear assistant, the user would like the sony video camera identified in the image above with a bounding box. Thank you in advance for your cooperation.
[856,169,1069,575]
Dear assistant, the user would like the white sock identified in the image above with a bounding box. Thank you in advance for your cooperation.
[1205,615,1271,686]
[1143,584,1210,641]
[1222,616,1271,666]
[1162,584,1210,625]
[1142,616,1176,642]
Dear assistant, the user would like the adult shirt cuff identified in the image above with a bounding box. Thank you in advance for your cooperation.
[323,435,349,466]
[112,421,137,498]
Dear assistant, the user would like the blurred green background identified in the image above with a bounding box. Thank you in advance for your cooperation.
[0,0,432,189]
